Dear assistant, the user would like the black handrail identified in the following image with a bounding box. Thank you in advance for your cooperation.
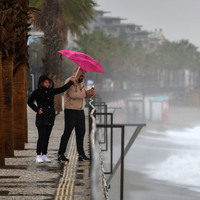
[96,113,113,174]
[89,99,109,200]
[90,97,146,200]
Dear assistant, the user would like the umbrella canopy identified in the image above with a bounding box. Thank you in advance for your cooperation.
[58,49,104,73]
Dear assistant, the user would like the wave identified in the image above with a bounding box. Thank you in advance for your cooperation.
[148,126,200,146]
[144,153,200,191]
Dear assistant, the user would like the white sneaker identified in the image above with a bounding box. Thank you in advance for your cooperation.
[36,155,43,163]
[42,155,51,163]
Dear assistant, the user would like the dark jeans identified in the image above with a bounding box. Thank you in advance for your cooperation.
[58,109,85,156]
[36,125,53,155]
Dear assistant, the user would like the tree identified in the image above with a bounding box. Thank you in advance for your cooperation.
[74,29,137,89]
[144,40,200,87]
[146,40,199,69]
[74,30,200,90]
[0,0,32,164]
[30,0,96,113]
[0,51,4,165]
[0,0,17,158]
[0,3,6,165]
[13,0,32,149]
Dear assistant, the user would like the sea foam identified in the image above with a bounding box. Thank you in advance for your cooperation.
[144,126,200,191]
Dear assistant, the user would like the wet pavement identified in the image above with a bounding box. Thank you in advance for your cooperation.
[0,107,91,200]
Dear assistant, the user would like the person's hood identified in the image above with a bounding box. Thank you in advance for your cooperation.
[38,75,54,89]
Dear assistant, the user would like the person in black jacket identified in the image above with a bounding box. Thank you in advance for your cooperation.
[28,75,74,163]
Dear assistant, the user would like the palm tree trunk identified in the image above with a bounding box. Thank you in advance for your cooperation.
[0,51,5,166]
[24,67,28,143]
[2,55,14,157]
[13,64,26,149]
[13,0,30,143]
[36,0,67,114]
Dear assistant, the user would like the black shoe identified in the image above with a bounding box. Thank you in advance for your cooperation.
[78,155,90,161]
[58,155,69,162]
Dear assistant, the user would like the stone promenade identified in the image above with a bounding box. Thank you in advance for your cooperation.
[0,107,91,200]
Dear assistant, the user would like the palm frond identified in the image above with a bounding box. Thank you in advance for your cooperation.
[60,0,96,35]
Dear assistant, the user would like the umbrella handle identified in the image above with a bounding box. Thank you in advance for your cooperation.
[74,66,80,78]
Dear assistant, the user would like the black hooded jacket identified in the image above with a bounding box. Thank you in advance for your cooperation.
[28,76,73,126]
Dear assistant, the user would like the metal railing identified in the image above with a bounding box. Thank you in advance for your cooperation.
[89,98,109,200]
[96,112,113,174]
[89,96,146,200]
[94,103,108,149]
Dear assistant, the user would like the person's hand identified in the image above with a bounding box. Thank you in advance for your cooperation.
[90,88,95,96]
[86,89,95,98]
[70,76,78,85]
[69,76,76,84]
[38,108,43,114]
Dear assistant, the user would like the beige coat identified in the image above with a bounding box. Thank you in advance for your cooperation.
[64,67,86,110]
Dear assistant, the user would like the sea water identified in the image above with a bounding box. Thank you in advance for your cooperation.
[143,126,200,192]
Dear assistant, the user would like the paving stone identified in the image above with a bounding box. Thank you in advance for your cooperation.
[0,107,91,200]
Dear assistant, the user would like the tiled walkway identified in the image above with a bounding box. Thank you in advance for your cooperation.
[0,107,91,200]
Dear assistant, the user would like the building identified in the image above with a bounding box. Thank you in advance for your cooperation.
[87,10,166,52]
[29,9,165,52]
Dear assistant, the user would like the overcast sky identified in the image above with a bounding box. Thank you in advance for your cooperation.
[96,0,200,48]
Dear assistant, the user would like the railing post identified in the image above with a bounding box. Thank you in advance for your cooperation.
[120,125,125,200]
[111,114,113,174]
[105,105,108,149]
[89,102,92,133]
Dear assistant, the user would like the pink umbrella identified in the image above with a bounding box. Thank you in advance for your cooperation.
[58,49,104,73]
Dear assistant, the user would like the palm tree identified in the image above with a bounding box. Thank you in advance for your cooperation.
[0,51,5,166]
[0,3,11,165]
[0,0,17,158]
[2,55,15,157]
[74,30,117,83]
[30,0,96,113]
[13,0,32,149]
[0,0,32,158]
[24,68,28,143]
[74,30,137,89]
[13,64,26,149]
[0,6,3,165]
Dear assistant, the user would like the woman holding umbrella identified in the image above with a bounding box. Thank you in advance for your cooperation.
[28,75,74,163]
